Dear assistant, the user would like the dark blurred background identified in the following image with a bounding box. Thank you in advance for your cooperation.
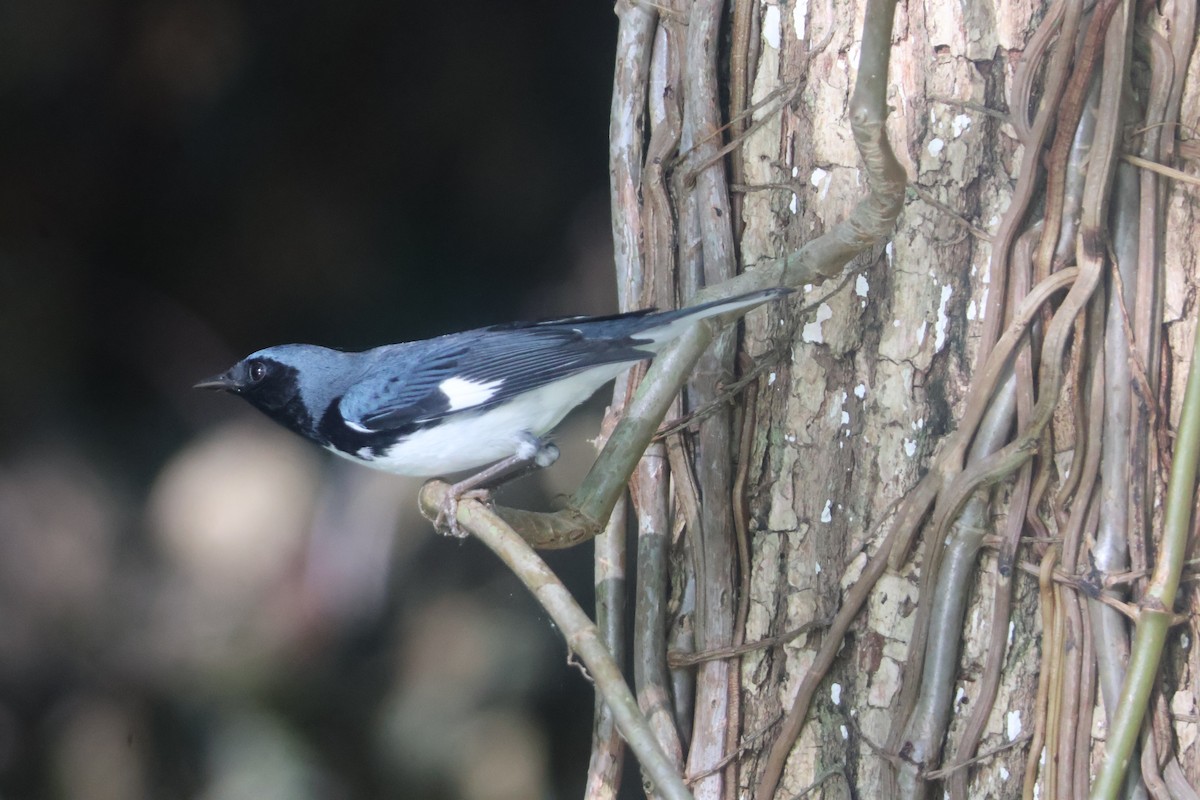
[0,1,625,797]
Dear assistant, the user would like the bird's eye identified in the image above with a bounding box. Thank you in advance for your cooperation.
[247,360,267,382]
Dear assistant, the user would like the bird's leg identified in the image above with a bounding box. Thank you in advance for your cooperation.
[436,433,560,537]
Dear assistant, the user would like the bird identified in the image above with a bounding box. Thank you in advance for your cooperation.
[196,286,789,532]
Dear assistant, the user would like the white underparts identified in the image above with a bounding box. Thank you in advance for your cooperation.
[340,363,633,476]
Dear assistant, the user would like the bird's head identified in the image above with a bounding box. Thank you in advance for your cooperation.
[195,344,348,438]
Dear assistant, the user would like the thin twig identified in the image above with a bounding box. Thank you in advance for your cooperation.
[667,618,830,667]
[924,732,1033,780]
[685,717,781,783]
[1122,153,1200,186]
[910,185,994,241]
[926,94,1012,123]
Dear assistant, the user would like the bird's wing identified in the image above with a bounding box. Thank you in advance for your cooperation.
[335,343,465,433]
[338,326,652,433]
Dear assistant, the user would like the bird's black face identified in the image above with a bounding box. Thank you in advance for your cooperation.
[195,357,313,435]
[195,357,278,400]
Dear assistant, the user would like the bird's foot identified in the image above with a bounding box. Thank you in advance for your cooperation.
[436,486,491,538]
[432,433,558,537]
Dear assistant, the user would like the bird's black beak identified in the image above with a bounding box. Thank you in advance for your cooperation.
[194,370,241,392]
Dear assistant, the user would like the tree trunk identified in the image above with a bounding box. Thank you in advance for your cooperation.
[604,0,1200,797]
[727,0,1200,797]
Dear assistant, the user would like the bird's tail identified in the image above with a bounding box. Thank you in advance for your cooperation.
[636,286,792,346]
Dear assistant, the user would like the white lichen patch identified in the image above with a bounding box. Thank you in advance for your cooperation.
[836,389,850,427]
[808,167,832,201]
[801,302,834,343]
[934,284,953,351]
[762,4,782,48]
[1006,710,1022,741]
[793,0,807,40]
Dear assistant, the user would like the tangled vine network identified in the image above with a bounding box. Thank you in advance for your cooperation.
[425,0,1198,797]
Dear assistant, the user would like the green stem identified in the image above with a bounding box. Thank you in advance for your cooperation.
[1088,311,1200,799]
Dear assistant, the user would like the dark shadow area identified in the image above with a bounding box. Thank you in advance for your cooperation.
[0,1,625,797]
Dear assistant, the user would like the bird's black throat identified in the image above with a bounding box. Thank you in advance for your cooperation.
[317,398,435,458]
[238,362,317,442]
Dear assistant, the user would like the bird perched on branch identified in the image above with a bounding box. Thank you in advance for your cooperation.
[196,286,789,532]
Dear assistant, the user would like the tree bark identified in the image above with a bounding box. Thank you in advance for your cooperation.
[726,0,1200,797]
[591,0,1199,797]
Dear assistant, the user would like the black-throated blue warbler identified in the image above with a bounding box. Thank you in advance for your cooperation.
[196,287,788,530]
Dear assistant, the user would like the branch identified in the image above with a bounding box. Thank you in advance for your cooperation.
[417,482,696,800]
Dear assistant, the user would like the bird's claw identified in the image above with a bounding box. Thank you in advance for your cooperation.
[436,487,491,538]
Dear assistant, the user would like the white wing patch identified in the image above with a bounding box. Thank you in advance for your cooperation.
[439,376,504,411]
